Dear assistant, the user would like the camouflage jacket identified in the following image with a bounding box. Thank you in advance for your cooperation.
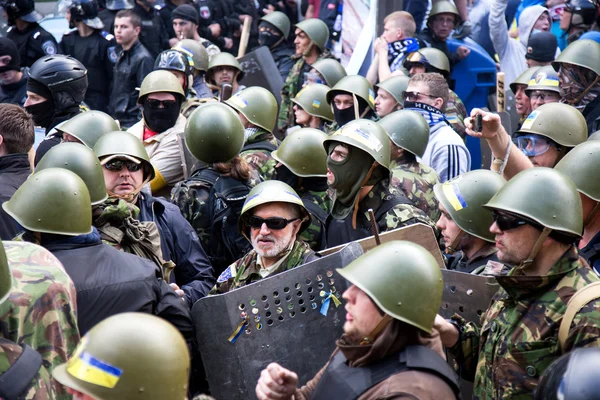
[1,241,80,400]
[445,89,468,139]
[299,188,332,251]
[210,240,317,294]
[449,247,600,399]
[389,159,440,222]
[240,128,279,182]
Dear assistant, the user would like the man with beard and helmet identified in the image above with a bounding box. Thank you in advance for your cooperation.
[94,131,215,306]
[28,55,88,166]
[272,128,332,251]
[205,52,246,100]
[3,0,58,68]
[560,0,597,44]
[60,0,117,112]
[0,38,29,106]
[324,119,435,248]
[435,168,600,399]
[325,75,377,135]
[172,39,212,100]
[552,39,600,134]
[434,169,507,275]
[278,18,333,133]
[127,70,186,195]
[256,241,460,400]
[258,11,294,82]
[210,180,318,295]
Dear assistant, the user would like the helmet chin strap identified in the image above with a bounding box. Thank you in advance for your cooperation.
[351,162,378,229]
[584,202,600,228]
[445,229,465,255]
[302,42,315,58]
[359,314,393,345]
[106,178,150,203]
[518,227,552,269]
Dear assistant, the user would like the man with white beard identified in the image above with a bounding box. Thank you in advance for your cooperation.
[210,181,319,294]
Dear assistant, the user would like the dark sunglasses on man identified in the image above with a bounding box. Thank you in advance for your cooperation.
[104,159,143,173]
[402,91,439,102]
[492,211,530,231]
[247,216,300,230]
[144,98,178,109]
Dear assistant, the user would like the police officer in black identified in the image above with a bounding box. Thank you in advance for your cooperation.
[0,37,29,106]
[60,0,117,112]
[132,0,169,59]
[158,0,185,39]
[196,0,234,51]
[3,0,59,68]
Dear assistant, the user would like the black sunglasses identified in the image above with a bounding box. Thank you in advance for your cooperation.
[104,159,143,172]
[247,216,300,230]
[492,211,528,231]
[145,98,178,109]
[402,91,438,102]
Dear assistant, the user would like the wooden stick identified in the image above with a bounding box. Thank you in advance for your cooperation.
[497,72,505,113]
[237,17,252,58]
[368,208,381,246]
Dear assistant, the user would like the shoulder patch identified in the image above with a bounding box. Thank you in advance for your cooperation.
[217,265,236,283]
[153,4,163,10]
[33,31,41,39]
[100,31,114,41]
[42,40,57,55]
[107,46,118,63]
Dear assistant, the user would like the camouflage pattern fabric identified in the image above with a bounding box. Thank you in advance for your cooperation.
[240,128,280,182]
[449,247,600,399]
[445,89,468,139]
[1,241,80,400]
[210,240,315,294]
[299,189,332,251]
[389,159,441,222]
[171,177,212,252]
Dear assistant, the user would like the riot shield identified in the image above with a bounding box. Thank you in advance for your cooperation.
[238,46,284,105]
[193,242,363,400]
[439,269,499,323]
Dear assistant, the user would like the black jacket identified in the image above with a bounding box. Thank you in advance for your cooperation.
[271,44,295,82]
[418,29,460,71]
[6,23,58,68]
[583,94,600,135]
[0,154,30,240]
[137,193,215,307]
[34,108,81,166]
[159,0,178,38]
[133,3,170,59]
[0,67,28,106]
[107,40,153,128]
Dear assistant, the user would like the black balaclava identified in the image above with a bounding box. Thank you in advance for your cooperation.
[258,21,284,49]
[25,78,55,128]
[332,96,374,127]
[0,38,21,73]
[142,95,182,133]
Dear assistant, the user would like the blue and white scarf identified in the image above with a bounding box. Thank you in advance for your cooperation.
[388,38,420,72]
[404,101,449,128]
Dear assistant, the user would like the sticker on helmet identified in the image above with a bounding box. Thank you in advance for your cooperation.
[66,337,123,388]
[442,181,467,211]
[229,95,248,109]
[368,88,375,106]
[336,125,383,152]
[108,46,118,63]
[42,40,57,55]
[312,99,321,108]
[521,110,539,130]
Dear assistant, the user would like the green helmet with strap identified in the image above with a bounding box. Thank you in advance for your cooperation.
[376,75,410,106]
[516,103,588,148]
[555,141,600,202]
[0,242,12,304]
[509,66,540,93]
[291,84,334,122]
[525,65,560,94]
[326,75,376,111]
[206,52,245,85]
[35,143,108,205]
[172,39,209,72]
[427,0,461,26]
[404,48,450,75]
[137,70,185,102]
[310,59,347,87]
[225,86,278,133]
[56,111,119,149]
[272,128,328,177]
[259,11,291,38]
[552,39,600,77]
[336,240,443,334]
[295,18,330,51]
[378,110,430,158]
[434,170,506,242]
[483,167,583,238]
[2,168,92,236]
[53,313,190,400]
[93,131,156,181]
[185,102,245,164]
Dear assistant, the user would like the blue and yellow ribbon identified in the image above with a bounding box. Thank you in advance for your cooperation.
[228,315,249,343]
[320,291,342,316]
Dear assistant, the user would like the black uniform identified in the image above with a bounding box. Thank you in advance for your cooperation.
[0,154,30,240]
[0,68,28,106]
[196,0,235,50]
[133,3,170,59]
[6,24,59,68]
[271,44,295,82]
[60,30,118,112]
[98,8,118,34]
[158,0,178,38]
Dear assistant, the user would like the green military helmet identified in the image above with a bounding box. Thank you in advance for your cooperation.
[93,131,156,181]
[336,240,443,334]
[2,168,92,236]
[205,52,245,85]
[310,59,347,87]
[172,39,209,72]
[137,70,185,103]
[36,143,108,205]
[589,131,600,141]
[324,119,391,170]
[326,75,376,111]
[525,65,560,94]
[185,102,245,164]
[378,110,430,158]
[291,84,334,122]
[516,103,587,147]
[404,48,450,76]
[434,170,506,242]
[0,242,12,304]
[225,86,278,133]
[295,18,330,51]
[53,312,190,400]
[555,141,600,202]
[272,128,328,177]
[57,111,120,149]
[483,167,583,238]
[509,66,541,94]
[427,0,461,26]
[260,11,291,38]
[376,76,410,110]
[552,39,600,77]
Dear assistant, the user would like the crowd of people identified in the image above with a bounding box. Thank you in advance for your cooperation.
[2,0,600,398]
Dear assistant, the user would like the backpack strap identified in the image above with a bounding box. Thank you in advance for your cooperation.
[374,193,413,221]
[242,141,278,153]
[559,281,600,353]
[0,344,43,400]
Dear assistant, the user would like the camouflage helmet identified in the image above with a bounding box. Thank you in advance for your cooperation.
[295,18,330,51]
[378,110,430,158]
[185,102,245,164]
[172,39,209,72]
[225,87,278,133]
[552,39,600,77]
[0,241,12,304]
[310,59,347,87]
[2,168,92,236]
[56,111,120,149]
[326,75,376,111]
[516,103,587,148]
[53,313,190,400]
[404,48,450,76]
[272,128,328,177]
[337,240,443,334]
[93,131,156,181]
[483,167,583,238]
[525,65,560,94]
[259,11,291,38]
[376,76,410,108]
[291,84,334,122]
[427,0,461,26]
[589,131,600,141]
[238,180,310,238]
[36,143,108,205]
[323,119,391,170]
[509,66,541,93]
[555,140,600,202]
[434,170,506,242]
[137,70,185,103]
[205,52,245,85]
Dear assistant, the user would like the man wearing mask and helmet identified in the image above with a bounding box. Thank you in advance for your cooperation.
[560,0,597,44]
[257,11,294,82]
[325,75,378,134]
